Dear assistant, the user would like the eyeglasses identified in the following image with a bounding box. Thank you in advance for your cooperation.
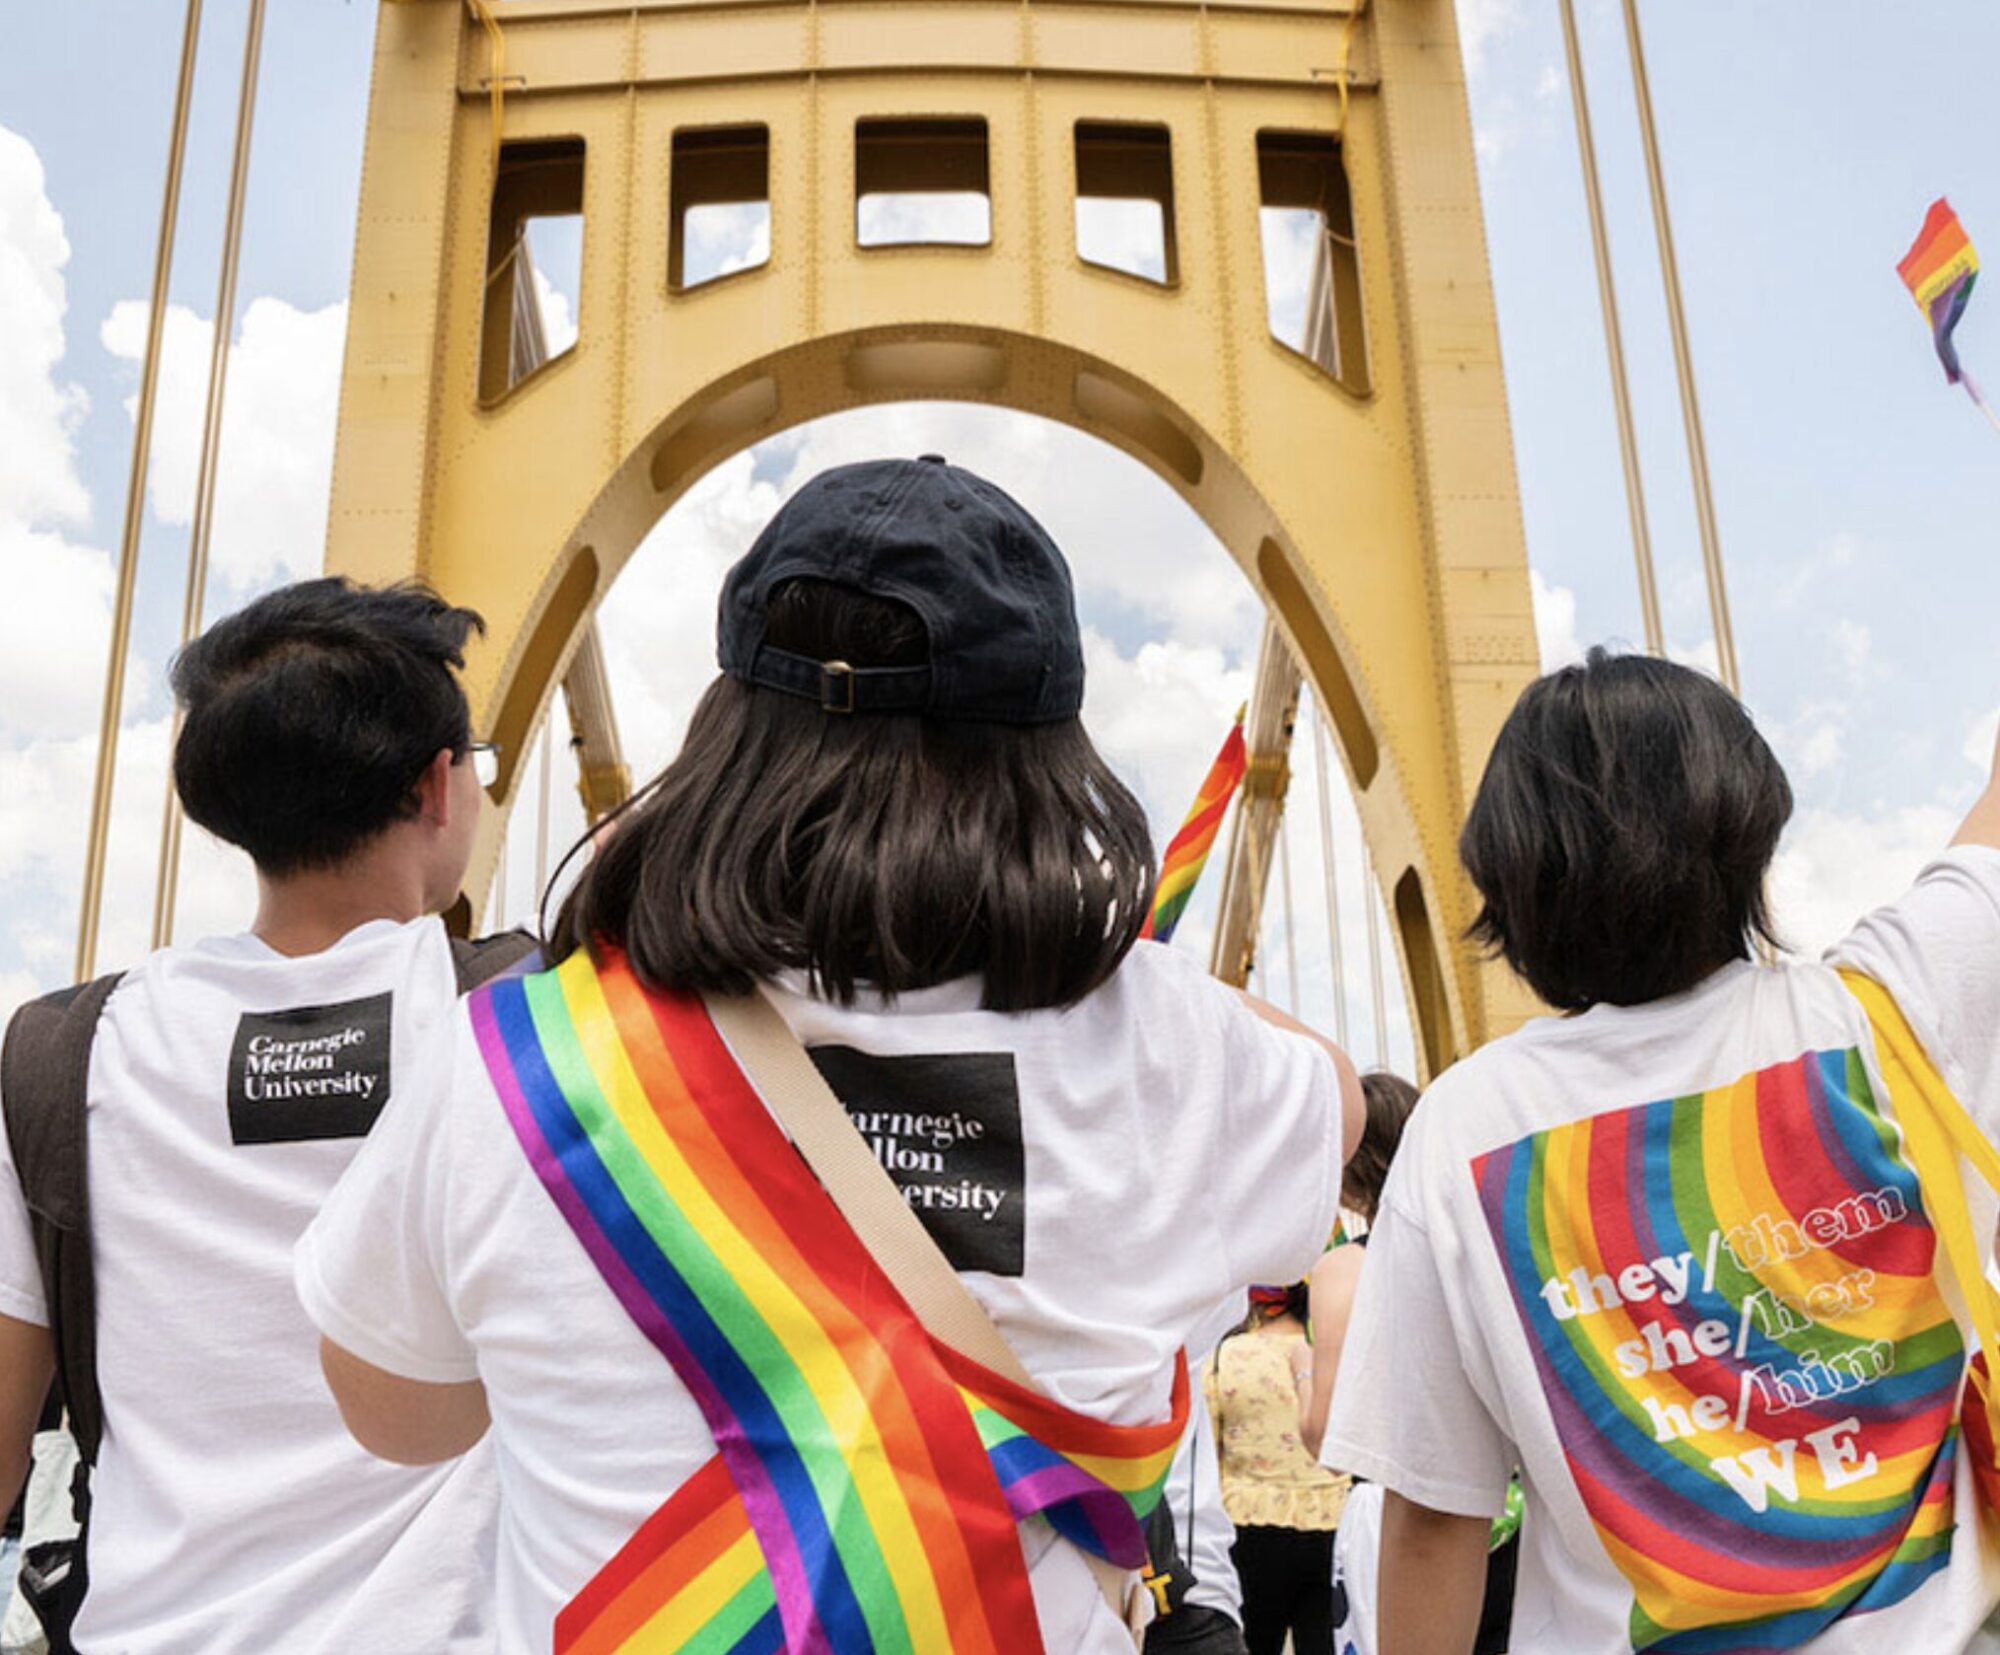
[464,741,502,788]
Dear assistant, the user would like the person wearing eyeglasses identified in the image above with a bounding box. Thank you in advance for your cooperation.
[0,578,512,1655]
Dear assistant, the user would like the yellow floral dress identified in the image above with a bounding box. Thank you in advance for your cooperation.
[1205,1328,1349,1530]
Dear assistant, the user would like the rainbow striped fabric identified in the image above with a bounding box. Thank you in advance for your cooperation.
[1898,197,1980,384]
[1474,1047,1963,1652]
[471,951,1187,1654]
[1141,715,1248,945]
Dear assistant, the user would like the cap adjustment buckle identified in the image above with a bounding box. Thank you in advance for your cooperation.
[820,659,856,714]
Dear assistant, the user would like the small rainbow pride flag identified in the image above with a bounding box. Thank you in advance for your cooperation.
[1141,713,1248,945]
[1898,197,1980,386]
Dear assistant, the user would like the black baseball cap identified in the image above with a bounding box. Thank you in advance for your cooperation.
[717,455,1085,724]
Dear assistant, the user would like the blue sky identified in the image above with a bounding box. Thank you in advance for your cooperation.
[1,1,1996,1066]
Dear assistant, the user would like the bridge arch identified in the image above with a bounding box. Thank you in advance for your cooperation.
[325,0,1542,1069]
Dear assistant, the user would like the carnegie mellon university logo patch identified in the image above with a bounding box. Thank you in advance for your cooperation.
[809,1046,1027,1277]
[227,993,393,1145]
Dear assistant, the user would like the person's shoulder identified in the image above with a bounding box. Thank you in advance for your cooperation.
[1108,937,1214,996]
[1066,937,1230,1029]
[1416,1021,1551,1109]
[1831,843,2000,958]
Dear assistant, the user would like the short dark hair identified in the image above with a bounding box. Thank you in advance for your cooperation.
[1341,1071,1418,1225]
[1460,648,1791,1011]
[548,579,1156,1011]
[171,577,484,877]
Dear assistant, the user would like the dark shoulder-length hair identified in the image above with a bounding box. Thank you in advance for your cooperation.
[547,579,1156,1011]
[1340,1071,1418,1225]
[1459,647,1791,1012]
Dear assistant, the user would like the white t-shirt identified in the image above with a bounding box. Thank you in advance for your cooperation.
[0,917,496,1655]
[296,938,1342,1653]
[1324,847,2000,1654]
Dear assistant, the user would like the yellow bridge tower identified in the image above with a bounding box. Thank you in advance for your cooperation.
[324,0,1542,1073]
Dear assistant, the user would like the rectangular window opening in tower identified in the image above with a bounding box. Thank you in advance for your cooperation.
[1074,122,1176,286]
[480,137,586,405]
[670,126,771,290]
[1255,133,1371,396]
[855,117,991,249]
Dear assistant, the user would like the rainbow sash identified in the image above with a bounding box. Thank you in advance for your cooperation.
[471,951,1187,1654]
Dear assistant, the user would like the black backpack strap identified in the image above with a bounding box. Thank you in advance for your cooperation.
[450,930,542,995]
[2,972,124,1470]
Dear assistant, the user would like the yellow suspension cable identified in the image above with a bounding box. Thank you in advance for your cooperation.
[1620,0,1741,692]
[1278,799,1301,1018]
[76,0,205,984]
[152,0,269,951]
[1309,700,1349,1051]
[1362,843,1388,1069]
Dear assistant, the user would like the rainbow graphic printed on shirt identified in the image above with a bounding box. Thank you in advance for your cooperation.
[1473,1048,1964,1653]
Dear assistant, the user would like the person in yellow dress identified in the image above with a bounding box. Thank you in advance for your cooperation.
[1207,1281,1347,1655]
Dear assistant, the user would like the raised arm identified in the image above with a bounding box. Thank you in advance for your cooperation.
[1300,1243,1364,1459]
[1236,990,1365,1161]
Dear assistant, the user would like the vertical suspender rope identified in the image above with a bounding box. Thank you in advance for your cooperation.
[490,824,509,933]
[1619,0,1742,695]
[1557,0,1662,658]
[151,0,269,951]
[535,715,554,904]
[1309,701,1349,1050]
[1241,792,1271,992]
[1362,848,1388,1069]
[1207,791,1245,980]
[76,0,205,983]
[1278,805,1301,1018]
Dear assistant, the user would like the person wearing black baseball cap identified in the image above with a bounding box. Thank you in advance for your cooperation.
[303,456,1362,1653]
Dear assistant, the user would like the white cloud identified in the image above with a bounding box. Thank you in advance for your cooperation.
[531,265,577,358]
[0,525,118,741]
[857,193,990,247]
[1082,631,1251,836]
[1794,721,1842,779]
[1077,198,1168,284]
[1457,0,1523,165]
[683,203,771,286]
[1963,706,1997,778]
[1259,207,1319,351]
[0,126,114,744]
[100,294,346,592]
[1529,568,1582,669]
[0,126,89,529]
[1475,118,1517,170]
[0,129,339,1005]
[1670,635,1722,680]
[1455,0,1520,81]
[0,714,257,1020]
[1768,803,1959,959]
[1832,618,1872,679]
[1535,63,1565,102]
[593,448,787,777]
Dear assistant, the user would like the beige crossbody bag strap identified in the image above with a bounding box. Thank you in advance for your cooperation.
[703,988,1145,1634]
